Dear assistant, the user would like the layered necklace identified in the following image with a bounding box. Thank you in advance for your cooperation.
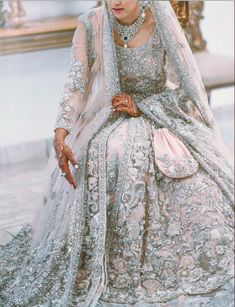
[111,1,150,48]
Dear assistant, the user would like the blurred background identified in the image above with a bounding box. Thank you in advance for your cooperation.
[0,0,234,159]
[0,1,234,243]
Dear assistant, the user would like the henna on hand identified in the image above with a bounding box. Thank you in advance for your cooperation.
[112,93,142,117]
[53,129,79,189]
[58,148,77,189]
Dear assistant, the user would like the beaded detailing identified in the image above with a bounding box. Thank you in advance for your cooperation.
[112,9,145,48]
[54,46,89,133]
[0,5,234,307]
[115,24,167,103]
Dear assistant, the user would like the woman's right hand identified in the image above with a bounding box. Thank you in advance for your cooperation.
[53,128,78,189]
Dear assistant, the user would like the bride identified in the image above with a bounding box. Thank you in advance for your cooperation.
[0,0,234,306]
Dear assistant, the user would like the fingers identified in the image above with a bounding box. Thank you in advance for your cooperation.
[112,93,128,105]
[111,94,138,117]
[64,145,79,169]
[112,95,125,102]
[59,156,77,189]
[65,170,77,190]
[114,105,140,117]
[115,105,130,113]
[112,102,126,115]
[112,93,125,101]
[112,98,128,107]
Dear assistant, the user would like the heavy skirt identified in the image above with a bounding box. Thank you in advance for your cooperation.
[75,114,234,305]
[0,114,234,306]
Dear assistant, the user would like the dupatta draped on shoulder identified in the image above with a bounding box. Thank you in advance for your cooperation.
[0,2,233,306]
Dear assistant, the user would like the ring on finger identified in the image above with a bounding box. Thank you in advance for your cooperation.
[61,172,66,177]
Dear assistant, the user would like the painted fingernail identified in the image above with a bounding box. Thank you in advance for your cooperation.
[74,164,79,169]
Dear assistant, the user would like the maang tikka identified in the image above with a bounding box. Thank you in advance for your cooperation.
[111,0,151,48]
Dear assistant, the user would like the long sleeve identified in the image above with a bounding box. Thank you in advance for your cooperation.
[54,17,90,134]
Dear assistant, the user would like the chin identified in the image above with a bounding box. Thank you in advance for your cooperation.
[115,14,128,22]
[112,9,127,19]
[115,16,125,22]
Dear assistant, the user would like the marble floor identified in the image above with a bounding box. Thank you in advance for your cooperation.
[0,103,234,245]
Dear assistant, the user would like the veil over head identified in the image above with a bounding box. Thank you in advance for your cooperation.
[1,1,233,306]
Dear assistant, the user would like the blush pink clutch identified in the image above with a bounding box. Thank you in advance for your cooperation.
[153,127,199,178]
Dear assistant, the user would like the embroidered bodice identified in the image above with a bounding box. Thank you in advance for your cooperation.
[115,25,167,104]
[54,11,170,134]
[1,6,234,307]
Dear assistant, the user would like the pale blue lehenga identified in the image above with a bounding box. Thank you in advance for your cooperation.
[0,5,234,307]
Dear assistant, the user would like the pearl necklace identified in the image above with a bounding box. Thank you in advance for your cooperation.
[112,5,148,48]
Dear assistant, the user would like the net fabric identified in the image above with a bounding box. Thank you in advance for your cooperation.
[0,8,108,306]
[54,18,90,134]
[0,2,234,306]
[30,4,121,251]
[135,0,234,203]
[151,0,217,130]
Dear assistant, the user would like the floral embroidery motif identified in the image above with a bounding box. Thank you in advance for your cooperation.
[154,154,199,178]
[54,46,89,133]
[153,127,199,178]
[0,6,234,307]
[115,26,167,104]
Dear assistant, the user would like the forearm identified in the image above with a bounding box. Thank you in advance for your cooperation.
[54,17,90,137]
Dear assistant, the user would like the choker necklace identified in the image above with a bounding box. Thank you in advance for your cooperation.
[112,1,150,48]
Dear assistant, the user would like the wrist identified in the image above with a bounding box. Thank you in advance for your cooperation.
[132,103,142,117]
[54,128,68,142]
[133,110,142,117]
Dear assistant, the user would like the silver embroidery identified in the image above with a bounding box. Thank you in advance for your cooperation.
[0,7,234,307]
[54,46,89,133]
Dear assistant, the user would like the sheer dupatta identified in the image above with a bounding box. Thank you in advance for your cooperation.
[136,1,234,203]
[0,7,117,307]
[0,1,234,306]
[32,3,233,303]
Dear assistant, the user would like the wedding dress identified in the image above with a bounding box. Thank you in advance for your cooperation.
[0,2,234,306]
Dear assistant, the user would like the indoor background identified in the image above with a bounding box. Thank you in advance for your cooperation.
[0,0,234,243]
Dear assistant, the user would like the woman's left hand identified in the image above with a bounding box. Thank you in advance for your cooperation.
[112,93,142,117]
